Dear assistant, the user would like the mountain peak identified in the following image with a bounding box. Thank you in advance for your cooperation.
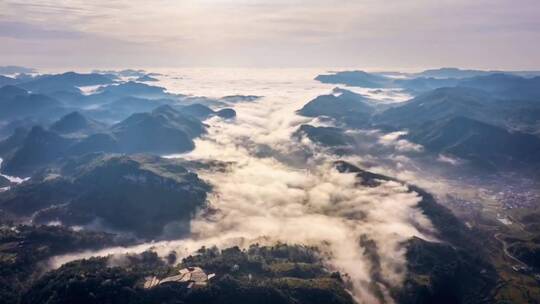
[50,111,103,135]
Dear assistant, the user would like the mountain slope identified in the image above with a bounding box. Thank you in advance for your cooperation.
[458,73,540,100]
[0,154,210,238]
[19,72,113,94]
[294,124,351,147]
[407,116,540,170]
[376,87,497,128]
[298,89,375,128]
[0,86,66,121]
[112,106,205,154]
[50,112,106,135]
[1,106,207,175]
[334,161,497,303]
[0,126,74,176]
[315,71,389,87]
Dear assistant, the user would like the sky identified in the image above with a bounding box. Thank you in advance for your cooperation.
[0,0,539,70]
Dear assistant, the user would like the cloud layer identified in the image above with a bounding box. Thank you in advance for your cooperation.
[1,0,539,69]
[49,70,436,303]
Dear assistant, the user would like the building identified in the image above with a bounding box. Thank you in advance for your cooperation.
[144,266,216,289]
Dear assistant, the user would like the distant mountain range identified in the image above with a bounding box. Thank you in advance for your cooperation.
[0,85,67,121]
[316,70,388,88]
[0,69,246,177]
[299,70,540,172]
[0,106,212,176]
[18,72,114,94]
[0,65,36,75]
[317,68,540,95]
[0,71,248,132]
[412,67,540,79]
[406,117,540,170]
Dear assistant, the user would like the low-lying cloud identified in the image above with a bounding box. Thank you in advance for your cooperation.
[49,77,438,303]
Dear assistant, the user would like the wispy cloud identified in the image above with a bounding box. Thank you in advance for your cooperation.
[0,21,83,39]
[1,0,539,68]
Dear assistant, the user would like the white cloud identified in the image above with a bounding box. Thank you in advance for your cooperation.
[1,0,539,68]
[437,154,462,166]
[48,74,436,303]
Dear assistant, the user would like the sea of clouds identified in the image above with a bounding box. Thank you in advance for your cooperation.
[49,68,438,303]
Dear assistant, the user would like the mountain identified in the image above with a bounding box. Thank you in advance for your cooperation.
[0,126,73,176]
[0,127,29,156]
[458,73,540,100]
[0,154,210,238]
[294,124,351,147]
[180,103,216,119]
[94,69,149,78]
[0,106,208,175]
[334,160,396,187]
[112,112,195,153]
[216,108,236,119]
[0,118,39,140]
[507,239,540,270]
[314,69,540,98]
[136,75,158,82]
[297,89,375,128]
[86,96,172,122]
[334,161,497,303]
[314,70,462,92]
[299,82,540,171]
[22,244,353,304]
[50,112,106,135]
[180,104,236,120]
[108,96,170,112]
[506,107,540,136]
[398,237,496,304]
[111,105,205,154]
[88,95,237,123]
[0,225,119,304]
[393,77,460,93]
[0,175,10,187]
[0,93,64,119]
[0,124,115,176]
[408,67,540,79]
[19,72,114,94]
[315,70,389,87]
[0,75,18,87]
[151,105,207,137]
[0,85,26,99]
[93,81,171,100]
[413,67,491,79]
[0,86,66,121]
[46,90,87,106]
[220,95,260,103]
[67,133,119,155]
[376,87,497,128]
[406,116,540,170]
[70,81,181,112]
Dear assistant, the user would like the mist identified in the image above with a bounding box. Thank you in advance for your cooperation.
[47,69,439,303]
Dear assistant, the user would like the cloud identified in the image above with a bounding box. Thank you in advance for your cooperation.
[1,0,540,68]
[378,131,424,153]
[49,80,436,303]
[0,21,83,39]
[437,154,462,166]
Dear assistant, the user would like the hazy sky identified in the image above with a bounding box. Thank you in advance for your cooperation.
[1,0,539,69]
